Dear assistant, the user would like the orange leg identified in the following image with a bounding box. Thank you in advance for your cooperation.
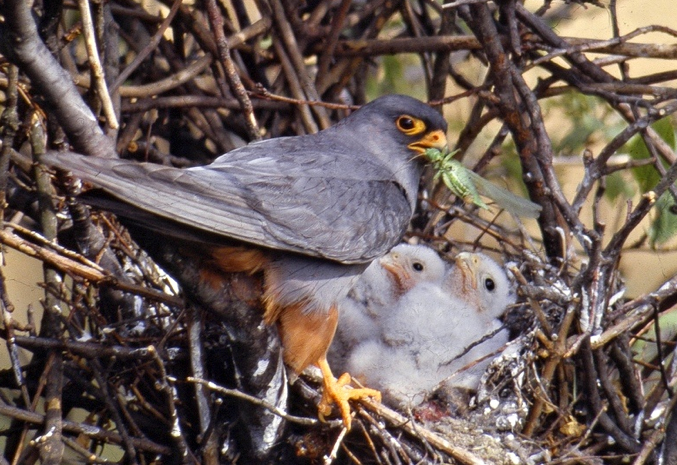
[316,356,381,430]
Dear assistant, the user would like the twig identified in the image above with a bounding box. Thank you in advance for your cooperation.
[1,0,116,157]
[76,0,118,129]
[188,377,321,426]
[0,400,171,454]
[79,55,213,98]
[360,399,487,465]
[110,0,182,92]
[204,0,260,141]
[323,427,348,465]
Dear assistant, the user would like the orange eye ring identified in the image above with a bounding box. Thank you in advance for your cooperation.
[396,115,426,135]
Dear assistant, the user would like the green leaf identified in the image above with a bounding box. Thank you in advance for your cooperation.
[649,191,677,247]
[625,117,675,193]
[605,171,635,202]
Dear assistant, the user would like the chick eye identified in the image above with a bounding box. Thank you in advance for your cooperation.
[396,115,426,135]
[412,262,424,272]
[485,278,496,292]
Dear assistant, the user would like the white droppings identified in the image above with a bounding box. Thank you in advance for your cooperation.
[507,452,521,464]
[76,331,93,342]
[579,290,590,332]
[170,417,181,438]
[608,289,626,307]
[507,413,520,428]
[166,347,181,360]
[253,359,269,378]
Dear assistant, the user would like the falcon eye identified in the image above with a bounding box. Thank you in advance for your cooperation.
[396,115,426,135]
[485,278,496,292]
[412,262,424,272]
[398,117,414,130]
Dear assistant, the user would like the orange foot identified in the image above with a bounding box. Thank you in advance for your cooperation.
[316,357,381,430]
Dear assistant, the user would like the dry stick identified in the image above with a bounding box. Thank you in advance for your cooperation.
[188,377,321,426]
[253,88,357,110]
[6,222,106,272]
[272,39,318,133]
[151,350,196,463]
[571,114,659,212]
[360,399,487,465]
[0,228,183,307]
[615,102,677,164]
[512,63,598,255]
[516,4,615,84]
[61,434,111,464]
[12,336,157,360]
[110,0,182,92]
[0,64,19,221]
[122,95,286,113]
[0,66,30,409]
[400,0,433,83]
[0,269,31,408]
[522,293,581,437]
[76,0,118,129]
[2,0,116,158]
[204,0,260,141]
[269,0,330,129]
[510,266,553,335]
[31,115,67,464]
[0,400,171,454]
[653,305,675,397]
[529,26,677,69]
[327,33,677,59]
[358,408,412,464]
[315,0,352,89]
[82,55,214,98]
[580,342,641,453]
[91,359,140,463]
[605,127,677,256]
[187,308,211,435]
[443,0,490,8]
[323,427,348,465]
[464,3,561,260]
[593,349,634,436]
[186,309,219,465]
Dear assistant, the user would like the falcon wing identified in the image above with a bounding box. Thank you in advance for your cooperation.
[44,149,413,264]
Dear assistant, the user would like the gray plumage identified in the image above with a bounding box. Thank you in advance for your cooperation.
[44,95,448,265]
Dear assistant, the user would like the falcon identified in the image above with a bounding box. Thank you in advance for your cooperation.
[43,94,448,429]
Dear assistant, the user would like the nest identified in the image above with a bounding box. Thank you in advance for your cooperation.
[0,195,668,464]
[1,0,677,463]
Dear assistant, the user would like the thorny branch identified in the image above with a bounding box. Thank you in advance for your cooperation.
[0,0,677,463]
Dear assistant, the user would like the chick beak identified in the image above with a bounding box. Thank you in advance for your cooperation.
[379,254,408,295]
[454,253,477,291]
[408,129,448,154]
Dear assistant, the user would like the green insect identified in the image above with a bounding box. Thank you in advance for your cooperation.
[424,148,542,219]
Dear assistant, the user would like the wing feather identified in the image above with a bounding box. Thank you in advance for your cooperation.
[44,150,413,263]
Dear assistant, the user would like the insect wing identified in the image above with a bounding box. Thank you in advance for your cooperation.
[464,169,542,218]
[446,161,488,210]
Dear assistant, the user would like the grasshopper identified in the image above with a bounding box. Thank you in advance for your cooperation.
[424,148,542,219]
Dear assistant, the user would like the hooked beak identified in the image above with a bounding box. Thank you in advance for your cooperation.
[407,129,448,154]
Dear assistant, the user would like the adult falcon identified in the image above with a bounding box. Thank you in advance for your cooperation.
[44,94,448,429]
